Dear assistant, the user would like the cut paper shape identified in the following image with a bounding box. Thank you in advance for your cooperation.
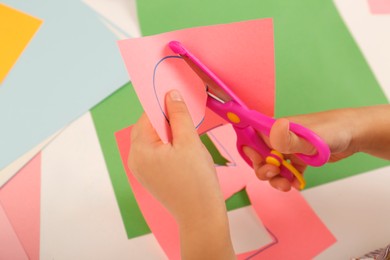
[0,129,61,187]
[82,0,141,39]
[118,18,275,143]
[0,203,28,260]
[136,0,390,188]
[0,0,128,170]
[0,3,42,83]
[115,124,336,259]
[367,0,390,14]
[0,153,41,260]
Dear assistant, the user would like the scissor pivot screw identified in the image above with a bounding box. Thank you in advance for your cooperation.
[227,112,240,124]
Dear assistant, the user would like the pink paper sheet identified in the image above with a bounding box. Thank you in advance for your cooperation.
[368,0,390,14]
[0,203,28,260]
[0,153,41,260]
[118,18,275,143]
[115,125,335,259]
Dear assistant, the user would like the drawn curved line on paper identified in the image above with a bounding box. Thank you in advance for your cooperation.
[208,131,237,167]
[153,55,205,129]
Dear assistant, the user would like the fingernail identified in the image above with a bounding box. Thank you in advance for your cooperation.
[245,151,255,162]
[266,171,278,178]
[169,90,183,101]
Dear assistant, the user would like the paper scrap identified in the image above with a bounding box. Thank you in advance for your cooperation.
[368,0,390,14]
[0,153,41,260]
[0,3,42,84]
[118,18,275,143]
[115,124,335,259]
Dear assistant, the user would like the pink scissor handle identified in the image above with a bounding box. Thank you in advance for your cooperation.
[208,99,331,167]
[243,109,330,167]
[234,126,295,182]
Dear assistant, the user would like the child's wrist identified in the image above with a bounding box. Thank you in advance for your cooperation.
[176,199,228,228]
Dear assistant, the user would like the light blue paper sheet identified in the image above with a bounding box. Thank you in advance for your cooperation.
[0,0,128,168]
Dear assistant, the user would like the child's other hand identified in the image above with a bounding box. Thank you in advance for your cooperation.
[129,89,235,259]
[244,109,360,192]
[128,89,226,224]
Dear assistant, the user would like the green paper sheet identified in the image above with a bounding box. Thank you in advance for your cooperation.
[136,0,389,188]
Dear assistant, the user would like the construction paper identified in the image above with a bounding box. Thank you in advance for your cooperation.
[0,153,41,260]
[0,3,42,84]
[40,112,166,259]
[82,0,141,39]
[0,130,60,187]
[118,18,275,143]
[136,0,390,187]
[334,0,390,98]
[115,124,335,259]
[0,203,28,260]
[303,166,390,259]
[91,83,151,238]
[0,0,128,170]
[368,0,390,14]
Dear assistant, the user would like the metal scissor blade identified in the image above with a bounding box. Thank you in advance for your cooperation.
[180,55,232,103]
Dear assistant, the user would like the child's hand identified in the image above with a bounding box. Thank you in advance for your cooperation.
[128,89,235,259]
[243,108,361,192]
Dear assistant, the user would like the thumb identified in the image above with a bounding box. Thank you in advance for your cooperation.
[270,118,316,155]
[165,89,198,144]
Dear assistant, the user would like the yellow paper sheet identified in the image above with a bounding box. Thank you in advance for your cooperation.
[0,3,42,83]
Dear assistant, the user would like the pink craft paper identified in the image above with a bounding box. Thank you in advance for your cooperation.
[0,203,28,260]
[118,18,275,143]
[368,0,390,14]
[115,125,335,259]
[0,153,41,260]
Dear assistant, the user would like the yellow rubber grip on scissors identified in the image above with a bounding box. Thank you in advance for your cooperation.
[265,150,306,190]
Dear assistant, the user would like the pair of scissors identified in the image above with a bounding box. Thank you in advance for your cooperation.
[168,41,330,189]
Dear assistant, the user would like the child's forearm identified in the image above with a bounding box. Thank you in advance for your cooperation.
[352,104,390,160]
[178,206,235,260]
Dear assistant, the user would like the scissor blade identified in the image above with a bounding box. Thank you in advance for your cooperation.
[180,55,232,103]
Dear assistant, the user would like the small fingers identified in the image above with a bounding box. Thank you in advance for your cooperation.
[242,146,280,180]
[269,177,292,192]
[243,146,302,192]
[165,89,198,145]
[255,163,280,181]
